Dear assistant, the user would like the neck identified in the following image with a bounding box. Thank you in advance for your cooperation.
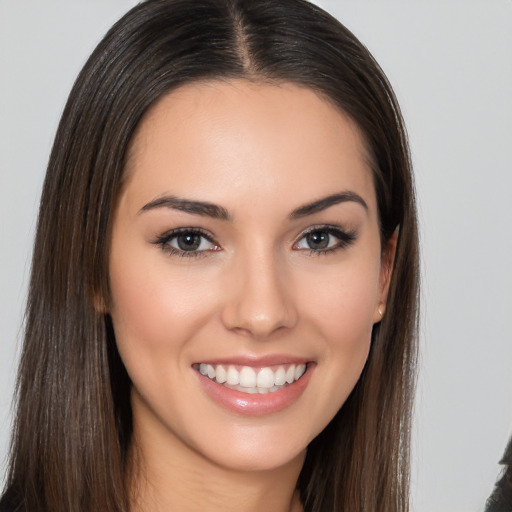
[128,417,305,512]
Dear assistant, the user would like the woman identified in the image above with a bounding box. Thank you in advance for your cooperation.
[0,0,419,511]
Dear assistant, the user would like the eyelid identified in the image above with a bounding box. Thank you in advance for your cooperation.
[153,227,220,257]
[293,224,357,253]
[152,224,356,258]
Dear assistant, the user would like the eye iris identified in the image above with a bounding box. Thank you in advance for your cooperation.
[177,233,201,251]
[306,231,329,250]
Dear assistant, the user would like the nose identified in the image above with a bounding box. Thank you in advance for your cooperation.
[220,249,298,339]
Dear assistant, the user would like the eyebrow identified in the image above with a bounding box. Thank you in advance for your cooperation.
[139,195,230,220]
[289,191,368,219]
[138,190,367,221]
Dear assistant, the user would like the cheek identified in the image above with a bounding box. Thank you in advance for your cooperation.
[315,281,375,380]
[108,247,219,370]
[300,258,381,340]
[296,258,380,415]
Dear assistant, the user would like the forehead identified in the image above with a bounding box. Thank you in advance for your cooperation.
[123,79,376,214]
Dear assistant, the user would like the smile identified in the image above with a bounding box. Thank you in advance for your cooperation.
[197,363,307,394]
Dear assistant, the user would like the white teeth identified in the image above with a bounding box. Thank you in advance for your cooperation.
[228,385,276,394]
[198,362,308,392]
[256,367,275,388]
[227,365,239,385]
[239,367,257,387]
[295,364,306,380]
[274,366,286,386]
[215,364,227,384]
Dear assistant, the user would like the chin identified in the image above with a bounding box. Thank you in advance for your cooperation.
[183,418,314,474]
[205,442,307,474]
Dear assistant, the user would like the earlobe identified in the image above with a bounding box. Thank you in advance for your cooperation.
[374,303,385,323]
[374,229,398,323]
[93,290,109,315]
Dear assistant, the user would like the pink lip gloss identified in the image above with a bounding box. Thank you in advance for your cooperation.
[195,362,314,416]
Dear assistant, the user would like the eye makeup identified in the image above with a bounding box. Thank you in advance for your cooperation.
[293,225,357,256]
[153,227,220,258]
[152,223,357,259]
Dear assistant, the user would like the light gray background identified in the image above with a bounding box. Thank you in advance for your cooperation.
[1,1,511,511]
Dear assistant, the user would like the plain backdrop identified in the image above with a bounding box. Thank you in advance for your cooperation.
[1,1,511,511]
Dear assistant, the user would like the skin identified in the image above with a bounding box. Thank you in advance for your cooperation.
[108,80,394,512]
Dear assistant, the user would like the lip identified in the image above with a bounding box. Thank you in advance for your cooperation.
[193,354,311,368]
[195,359,315,416]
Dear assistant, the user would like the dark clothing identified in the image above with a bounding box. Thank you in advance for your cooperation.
[485,437,512,512]
[0,487,21,512]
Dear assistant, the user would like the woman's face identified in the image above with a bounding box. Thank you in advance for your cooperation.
[109,80,392,473]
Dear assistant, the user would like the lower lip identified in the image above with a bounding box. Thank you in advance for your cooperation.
[196,364,314,416]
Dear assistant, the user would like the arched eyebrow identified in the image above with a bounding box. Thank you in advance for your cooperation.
[289,191,368,219]
[138,195,230,220]
[138,191,367,221]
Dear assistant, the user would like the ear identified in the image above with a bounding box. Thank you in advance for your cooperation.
[373,229,398,323]
[92,289,109,315]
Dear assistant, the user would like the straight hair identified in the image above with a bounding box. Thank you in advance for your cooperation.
[1,1,419,511]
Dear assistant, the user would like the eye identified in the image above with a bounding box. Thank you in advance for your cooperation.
[294,226,356,254]
[154,228,219,257]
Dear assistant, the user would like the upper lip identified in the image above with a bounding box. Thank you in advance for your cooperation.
[193,354,313,367]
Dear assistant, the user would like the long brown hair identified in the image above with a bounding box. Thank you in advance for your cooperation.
[1,1,419,511]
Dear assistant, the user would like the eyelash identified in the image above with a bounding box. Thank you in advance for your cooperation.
[294,225,357,256]
[153,225,356,258]
[153,228,218,258]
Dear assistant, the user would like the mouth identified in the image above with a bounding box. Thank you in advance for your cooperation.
[193,356,315,416]
[193,362,308,395]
